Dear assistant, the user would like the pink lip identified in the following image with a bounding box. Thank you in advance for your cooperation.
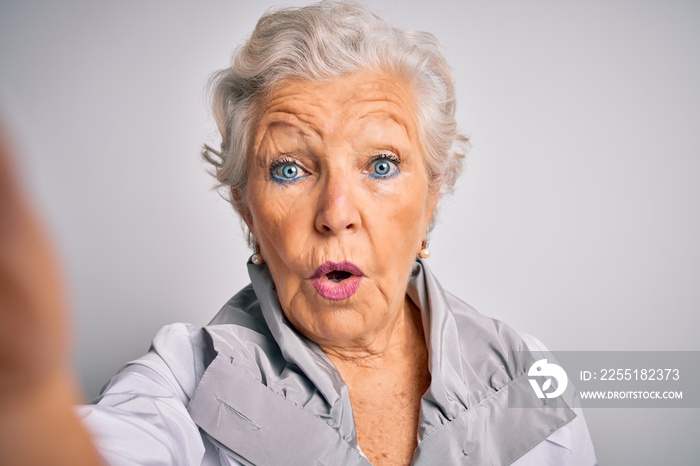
[310,260,364,301]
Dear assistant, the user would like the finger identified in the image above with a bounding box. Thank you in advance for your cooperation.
[0,130,68,395]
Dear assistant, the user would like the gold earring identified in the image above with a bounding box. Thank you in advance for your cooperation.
[251,243,264,265]
[418,240,431,259]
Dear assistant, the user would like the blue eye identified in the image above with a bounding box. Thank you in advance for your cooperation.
[366,155,400,179]
[270,160,307,183]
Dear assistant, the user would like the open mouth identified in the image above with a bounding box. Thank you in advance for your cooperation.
[310,261,364,301]
[326,270,352,283]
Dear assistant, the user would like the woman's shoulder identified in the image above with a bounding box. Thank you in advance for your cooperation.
[78,323,218,465]
[87,322,214,404]
[91,280,271,404]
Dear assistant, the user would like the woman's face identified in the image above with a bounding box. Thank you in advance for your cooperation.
[240,70,439,349]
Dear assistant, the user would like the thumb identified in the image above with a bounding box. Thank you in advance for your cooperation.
[0,130,70,397]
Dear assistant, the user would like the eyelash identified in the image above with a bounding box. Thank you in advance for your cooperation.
[365,153,401,179]
[269,157,308,183]
[268,153,401,183]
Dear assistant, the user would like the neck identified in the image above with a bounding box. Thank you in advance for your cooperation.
[323,296,431,466]
[322,296,426,369]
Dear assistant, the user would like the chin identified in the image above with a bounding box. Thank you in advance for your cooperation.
[296,299,376,343]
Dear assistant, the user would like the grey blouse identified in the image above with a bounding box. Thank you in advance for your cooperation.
[78,260,597,465]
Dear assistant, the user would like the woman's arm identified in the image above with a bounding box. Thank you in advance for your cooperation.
[0,132,101,466]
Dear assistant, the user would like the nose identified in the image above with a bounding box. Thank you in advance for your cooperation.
[314,169,361,235]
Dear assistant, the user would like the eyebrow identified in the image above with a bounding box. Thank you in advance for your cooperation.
[352,109,414,142]
[259,112,323,139]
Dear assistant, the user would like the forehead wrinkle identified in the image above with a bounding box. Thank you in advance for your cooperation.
[353,109,412,138]
[253,112,323,160]
[263,82,336,134]
[270,125,304,158]
[344,110,417,156]
[343,86,418,138]
[253,71,420,163]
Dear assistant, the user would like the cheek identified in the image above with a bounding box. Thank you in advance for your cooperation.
[371,179,432,239]
[252,198,299,252]
[247,184,315,269]
[250,196,285,237]
[365,182,433,278]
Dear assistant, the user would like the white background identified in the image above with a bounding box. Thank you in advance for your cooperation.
[1,1,698,464]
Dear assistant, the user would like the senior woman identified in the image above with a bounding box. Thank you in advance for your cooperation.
[0,2,596,465]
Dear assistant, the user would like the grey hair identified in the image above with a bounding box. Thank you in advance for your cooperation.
[202,0,468,222]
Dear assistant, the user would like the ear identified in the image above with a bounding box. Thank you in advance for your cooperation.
[231,186,254,235]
